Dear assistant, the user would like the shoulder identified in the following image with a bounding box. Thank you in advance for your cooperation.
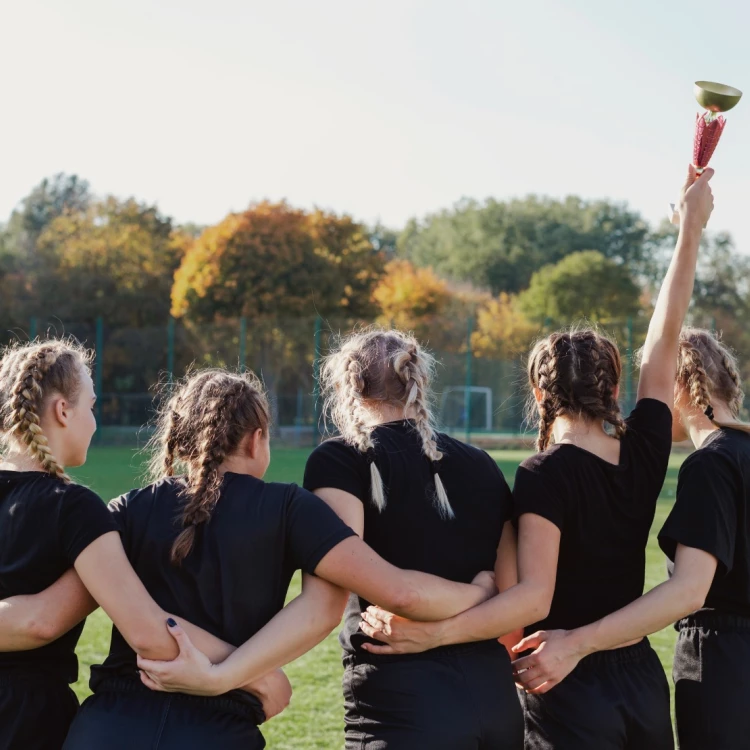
[624,398,673,433]
[60,481,106,510]
[308,437,361,461]
[679,439,737,478]
[519,445,569,474]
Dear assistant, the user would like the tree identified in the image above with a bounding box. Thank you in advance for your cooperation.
[372,259,452,332]
[472,293,536,359]
[33,196,184,327]
[4,174,92,259]
[398,196,651,295]
[171,201,385,322]
[518,251,642,327]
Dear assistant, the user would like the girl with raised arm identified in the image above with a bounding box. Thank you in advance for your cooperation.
[500,166,713,749]
[513,328,750,750]
[301,329,552,749]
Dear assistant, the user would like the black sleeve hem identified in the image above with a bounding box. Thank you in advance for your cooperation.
[658,532,731,577]
[301,527,358,575]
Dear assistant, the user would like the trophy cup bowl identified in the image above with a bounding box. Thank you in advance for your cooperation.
[694,81,743,113]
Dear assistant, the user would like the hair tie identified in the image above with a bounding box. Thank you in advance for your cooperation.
[704,405,715,421]
[366,447,377,465]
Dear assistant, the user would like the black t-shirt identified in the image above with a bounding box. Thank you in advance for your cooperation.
[0,471,116,683]
[303,420,513,656]
[90,474,356,696]
[513,398,673,633]
[659,427,750,617]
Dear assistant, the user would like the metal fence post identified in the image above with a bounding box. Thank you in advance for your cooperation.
[312,316,322,445]
[465,316,474,444]
[167,317,175,385]
[625,316,634,415]
[29,317,38,341]
[239,316,247,373]
[95,317,104,443]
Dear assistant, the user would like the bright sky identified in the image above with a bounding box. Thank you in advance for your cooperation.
[3,0,750,250]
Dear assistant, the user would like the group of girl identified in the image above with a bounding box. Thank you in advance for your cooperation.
[0,164,745,750]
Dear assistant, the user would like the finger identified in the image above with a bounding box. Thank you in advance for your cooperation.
[512,633,543,653]
[696,166,715,183]
[136,655,168,675]
[365,606,392,625]
[684,163,699,189]
[360,642,398,655]
[511,655,535,672]
[139,670,167,692]
[528,679,557,696]
[165,618,194,654]
[358,621,390,642]
[522,675,549,692]
[360,611,387,633]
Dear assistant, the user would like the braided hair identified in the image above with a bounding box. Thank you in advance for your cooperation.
[0,339,92,482]
[526,328,625,452]
[148,369,271,564]
[321,328,453,519]
[676,328,750,432]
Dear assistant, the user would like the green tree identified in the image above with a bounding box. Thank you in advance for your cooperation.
[399,196,651,294]
[518,250,642,327]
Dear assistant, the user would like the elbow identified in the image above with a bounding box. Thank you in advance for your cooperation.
[684,586,708,616]
[314,590,348,636]
[384,584,421,619]
[25,615,65,646]
[527,590,552,624]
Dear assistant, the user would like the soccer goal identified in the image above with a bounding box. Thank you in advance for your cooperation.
[439,386,493,432]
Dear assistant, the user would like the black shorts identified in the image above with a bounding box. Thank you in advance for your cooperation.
[342,640,524,750]
[0,672,78,750]
[520,638,673,750]
[673,611,750,750]
[62,677,266,750]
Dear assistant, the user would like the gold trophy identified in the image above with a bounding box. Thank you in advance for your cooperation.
[669,81,742,224]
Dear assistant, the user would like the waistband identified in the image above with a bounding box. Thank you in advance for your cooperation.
[576,638,654,669]
[344,639,504,667]
[677,611,750,633]
[0,669,70,691]
[92,675,266,725]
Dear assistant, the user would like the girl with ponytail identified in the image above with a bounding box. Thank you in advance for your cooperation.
[0,341,262,750]
[513,328,750,750]
[499,166,715,750]
[303,329,550,749]
[55,367,496,749]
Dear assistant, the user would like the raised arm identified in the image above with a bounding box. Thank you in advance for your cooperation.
[512,544,716,694]
[637,166,714,405]
[358,515,558,654]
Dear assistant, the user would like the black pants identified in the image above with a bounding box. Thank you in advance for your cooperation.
[0,672,78,750]
[62,677,266,750]
[342,641,524,749]
[673,611,750,750]
[520,639,673,750]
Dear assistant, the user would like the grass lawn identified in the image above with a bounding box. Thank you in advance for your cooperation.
[69,446,684,749]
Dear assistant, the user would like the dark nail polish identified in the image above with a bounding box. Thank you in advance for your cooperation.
[167,617,177,627]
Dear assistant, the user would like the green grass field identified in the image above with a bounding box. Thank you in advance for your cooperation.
[69,447,683,749]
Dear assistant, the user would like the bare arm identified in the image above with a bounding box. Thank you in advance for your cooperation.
[137,572,347,696]
[359,515,558,653]
[311,487,492,620]
[513,544,716,693]
[637,167,714,404]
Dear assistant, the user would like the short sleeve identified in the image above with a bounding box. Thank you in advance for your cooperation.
[513,464,565,531]
[303,439,369,502]
[658,452,739,575]
[483,450,514,525]
[107,493,130,535]
[58,485,118,565]
[285,486,357,574]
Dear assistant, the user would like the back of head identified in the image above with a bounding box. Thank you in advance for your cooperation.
[148,368,271,564]
[320,327,453,519]
[0,338,91,482]
[676,327,748,430]
[527,327,625,452]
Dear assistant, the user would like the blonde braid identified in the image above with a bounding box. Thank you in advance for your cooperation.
[393,348,453,519]
[721,352,745,416]
[9,348,69,481]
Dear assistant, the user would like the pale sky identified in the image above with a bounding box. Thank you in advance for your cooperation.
[3,0,750,250]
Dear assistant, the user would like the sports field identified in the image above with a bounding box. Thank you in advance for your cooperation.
[69,447,684,749]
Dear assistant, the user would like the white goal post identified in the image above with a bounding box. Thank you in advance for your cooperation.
[439,386,493,432]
